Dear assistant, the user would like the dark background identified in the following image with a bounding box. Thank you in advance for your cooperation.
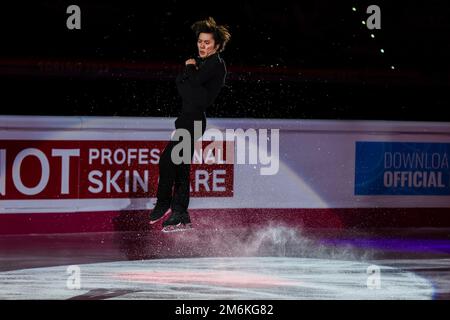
[0,0,449,120]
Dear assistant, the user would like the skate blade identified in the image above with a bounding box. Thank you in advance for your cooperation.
[149,209,171,225]
[162,223,193,233]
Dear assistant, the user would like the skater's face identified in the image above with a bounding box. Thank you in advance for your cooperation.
[197,33,219,58]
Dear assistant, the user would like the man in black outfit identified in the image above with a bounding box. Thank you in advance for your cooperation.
[149,17,231,232]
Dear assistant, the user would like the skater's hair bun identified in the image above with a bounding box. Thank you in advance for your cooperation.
[191,17,231,52]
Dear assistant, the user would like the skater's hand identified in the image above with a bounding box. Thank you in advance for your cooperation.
[185,59,197,66]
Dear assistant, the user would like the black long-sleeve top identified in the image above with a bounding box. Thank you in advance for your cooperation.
[175,53,226,114]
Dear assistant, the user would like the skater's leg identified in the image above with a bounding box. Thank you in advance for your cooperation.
[162,149,195,231]
[150,141,176,223]
[156,141,177,204]
[171,162,191,212]
[163,163,193,232]
[163,117,206,231]
[171,117,205,213]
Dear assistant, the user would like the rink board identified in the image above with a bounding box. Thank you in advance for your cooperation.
[1,116,450,234]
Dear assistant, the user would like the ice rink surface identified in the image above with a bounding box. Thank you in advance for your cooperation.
[1,226,449,300]
[0,257,438,299]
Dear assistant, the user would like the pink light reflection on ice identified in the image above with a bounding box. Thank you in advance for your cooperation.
[111,270,300,288]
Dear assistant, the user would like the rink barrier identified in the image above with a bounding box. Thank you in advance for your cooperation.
[1,115,450,234]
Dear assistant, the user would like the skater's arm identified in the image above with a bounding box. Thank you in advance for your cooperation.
[179,58,220,86]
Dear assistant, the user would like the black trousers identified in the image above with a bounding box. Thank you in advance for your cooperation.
[156,112,206,212]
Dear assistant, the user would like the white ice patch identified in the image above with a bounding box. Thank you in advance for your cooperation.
[0,257,434,300]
